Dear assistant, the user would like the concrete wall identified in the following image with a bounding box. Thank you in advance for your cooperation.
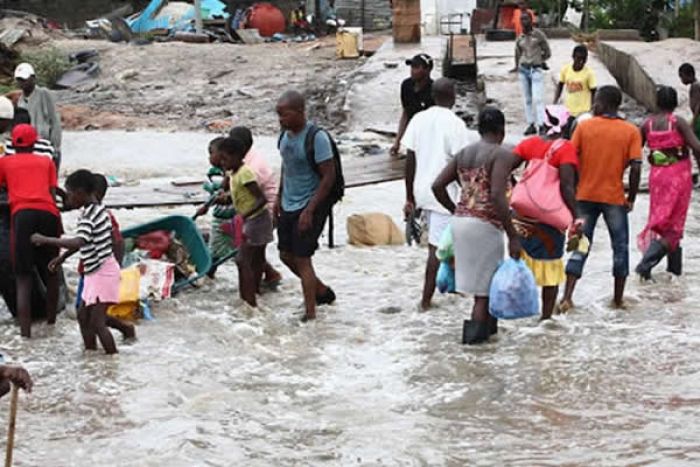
[335,0,392,30]
[0,0,149,26]
[597,41,657,111]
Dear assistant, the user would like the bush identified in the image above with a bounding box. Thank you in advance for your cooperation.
[20,47,71,89]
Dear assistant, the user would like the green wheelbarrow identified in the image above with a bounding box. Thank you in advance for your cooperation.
[121,214,237,294]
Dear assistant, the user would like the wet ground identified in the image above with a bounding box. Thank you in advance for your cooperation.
[2,174,700,465]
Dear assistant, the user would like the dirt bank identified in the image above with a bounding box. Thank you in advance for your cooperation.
[51,36,374,133]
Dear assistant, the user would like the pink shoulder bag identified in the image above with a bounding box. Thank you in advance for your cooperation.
[510,140,573,231]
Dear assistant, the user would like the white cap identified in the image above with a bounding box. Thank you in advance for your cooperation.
[14,63,35,80]
[0,96,13,120]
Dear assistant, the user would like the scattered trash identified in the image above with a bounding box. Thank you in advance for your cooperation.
[55,62,100,90]
[117,69,139,81]
[172,31,210,43]
[233,29,264,44]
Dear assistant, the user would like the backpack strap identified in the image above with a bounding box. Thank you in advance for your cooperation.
[277,130,285,150]
[545,138,565,162]
[304,124,321,174]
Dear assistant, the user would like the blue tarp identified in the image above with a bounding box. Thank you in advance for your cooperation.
[129,0,228,34]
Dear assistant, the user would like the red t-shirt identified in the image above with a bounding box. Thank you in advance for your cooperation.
[0,153,59,216]
[513,137,579,168]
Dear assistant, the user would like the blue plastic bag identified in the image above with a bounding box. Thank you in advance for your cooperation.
[437,261,455,293]
[488,259,539,320]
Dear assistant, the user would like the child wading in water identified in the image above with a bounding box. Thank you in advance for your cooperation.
[217,137,274,307]
[32,170,121,354]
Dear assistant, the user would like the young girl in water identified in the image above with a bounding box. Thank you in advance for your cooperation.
[636,87,700,280]
[217,137,273,307]
[32,170,120,354]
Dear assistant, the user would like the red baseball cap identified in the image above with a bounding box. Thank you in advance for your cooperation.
[11,124,38,148]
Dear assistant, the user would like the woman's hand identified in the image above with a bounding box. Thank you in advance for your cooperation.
[48,256,64,273]
[508,236,522,260]
[30,233,47,246]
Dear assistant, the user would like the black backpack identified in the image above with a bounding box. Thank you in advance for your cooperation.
[278,124,345,205]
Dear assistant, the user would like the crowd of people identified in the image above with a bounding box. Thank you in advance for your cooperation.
[397,43,700,344]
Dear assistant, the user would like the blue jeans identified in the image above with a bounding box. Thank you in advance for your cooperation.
[566,201,630,279]
[518,66,545,126]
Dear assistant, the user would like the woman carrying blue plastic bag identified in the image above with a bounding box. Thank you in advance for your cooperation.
[432,108,522,345]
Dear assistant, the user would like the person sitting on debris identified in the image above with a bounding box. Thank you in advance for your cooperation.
[291,3,313,36]
[217,137,274,308]
[402,78,475,310]
[15,63,63,169]
[391,54,435,158]
[554,45,597,137]
[0,363,33,397]
[0,124,60,338]
[323,0,346,32]
[32,169,121,354]
[229,126,283,289]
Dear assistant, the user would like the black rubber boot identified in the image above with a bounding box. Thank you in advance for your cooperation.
[489,316,498,335]
[666,246,683,276]
[462,320,491,345]
[635,240,668,280]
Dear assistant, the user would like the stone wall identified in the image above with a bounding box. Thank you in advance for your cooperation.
[336,0,392,30]
[597,41,657,111]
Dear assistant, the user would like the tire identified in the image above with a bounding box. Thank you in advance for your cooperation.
[485,28,516,41]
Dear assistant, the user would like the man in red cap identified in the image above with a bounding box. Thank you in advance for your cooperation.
[0,124,60,338]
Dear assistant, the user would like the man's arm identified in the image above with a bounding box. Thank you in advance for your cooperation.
[627,161,641,210]
[32,234,85,251]
[45,89,62,150]
[513,41,521,71]
[404,149,416,216]
[391,110,409,156]
[691,84,700,122]
[540,33,552,61]
[299,160,335,232]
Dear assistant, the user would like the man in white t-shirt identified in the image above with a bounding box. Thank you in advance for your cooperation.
[402,78,476,310]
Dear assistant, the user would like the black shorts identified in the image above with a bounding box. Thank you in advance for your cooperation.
[278,202,331,258]
[12,209,59,275]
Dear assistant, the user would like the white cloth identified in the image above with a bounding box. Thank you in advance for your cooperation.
[401,106,476,214]
[426,210,451,247]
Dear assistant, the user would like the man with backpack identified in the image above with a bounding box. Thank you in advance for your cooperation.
[275,90,343,322]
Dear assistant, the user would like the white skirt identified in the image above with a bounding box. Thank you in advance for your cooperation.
[452,216,505,297]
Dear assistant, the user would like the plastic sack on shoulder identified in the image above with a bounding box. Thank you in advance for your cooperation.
[436,224,453,261]
[488,258,539,320]
[437,261,455,293]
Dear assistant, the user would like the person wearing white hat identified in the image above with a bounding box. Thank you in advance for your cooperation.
[15,62,63,167]
[0,96,15,156]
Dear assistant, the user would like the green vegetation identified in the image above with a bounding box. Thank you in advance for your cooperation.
[20,47,71,89]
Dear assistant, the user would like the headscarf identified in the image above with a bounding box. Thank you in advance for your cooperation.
[544,105,570,136]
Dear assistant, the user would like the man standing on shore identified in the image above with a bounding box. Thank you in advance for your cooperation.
[15,63,62,168]
[390,54,434,157]
[402,78,474,310]
[679,63,700,139]
[513,12,551,136]
[275,91,336,322]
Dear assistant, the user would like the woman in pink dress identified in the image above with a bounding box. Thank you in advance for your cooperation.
[636,87,700,279]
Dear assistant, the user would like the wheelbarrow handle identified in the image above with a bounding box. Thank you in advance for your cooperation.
[192,193,219,220]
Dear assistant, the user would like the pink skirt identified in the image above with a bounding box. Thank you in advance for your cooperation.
[82,256,121,306]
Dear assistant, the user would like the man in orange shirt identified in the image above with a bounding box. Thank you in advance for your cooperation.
[513,0,536,37]
[559,86,642,310]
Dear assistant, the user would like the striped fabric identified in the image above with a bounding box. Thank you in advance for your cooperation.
[3,138,56,159]
[76,203,113,274]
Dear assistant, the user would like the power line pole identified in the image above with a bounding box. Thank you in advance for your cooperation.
[194,0,204,34]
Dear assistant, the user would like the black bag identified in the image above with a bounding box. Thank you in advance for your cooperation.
[278,124,345,205]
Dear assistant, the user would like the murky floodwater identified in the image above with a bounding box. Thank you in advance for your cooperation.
[2,132,700,466]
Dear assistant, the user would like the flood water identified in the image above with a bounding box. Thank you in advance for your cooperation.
[2,132,700,465]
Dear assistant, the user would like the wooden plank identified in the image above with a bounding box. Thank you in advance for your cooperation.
[452,35,476,65]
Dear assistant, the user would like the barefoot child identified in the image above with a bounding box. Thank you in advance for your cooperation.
[32,169,120,354]
[66,173,134,340]
[217,137,273,307]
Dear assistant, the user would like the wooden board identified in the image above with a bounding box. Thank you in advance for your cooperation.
[104,156,405,210]
[452,35,476,65]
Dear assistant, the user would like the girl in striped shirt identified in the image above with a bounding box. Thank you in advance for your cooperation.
[32,170,119,354]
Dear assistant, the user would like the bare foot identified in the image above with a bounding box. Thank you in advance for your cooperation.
[300,312,316,323]
[555,299,573,315]
[419,301,431,312]
[123,323,136,340]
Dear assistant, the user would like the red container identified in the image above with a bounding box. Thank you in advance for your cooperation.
[246,3,286,38]
[136,230,171,259]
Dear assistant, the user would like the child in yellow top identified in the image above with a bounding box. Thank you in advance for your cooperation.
[554,45,597,125]
[217,137,274,307]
